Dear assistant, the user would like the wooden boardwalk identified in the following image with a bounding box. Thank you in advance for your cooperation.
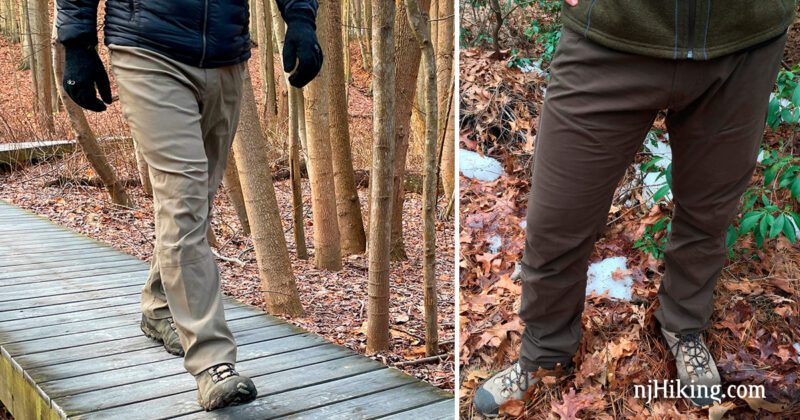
[0,200,453,419]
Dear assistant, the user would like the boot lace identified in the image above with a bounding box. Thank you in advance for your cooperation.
[167,317,177,332]
[209,363,239,383]
[670,333,712,381]
[493,362,530,398]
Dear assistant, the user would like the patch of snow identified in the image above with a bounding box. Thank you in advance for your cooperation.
[518,61,546,77]
[641,171,673,206]
[639,133,673,206]
[519,220,527,229]
[757,149,768,163]
[488,235,503,254]
[794,343,800,363]
[459,149,504,182]
[643,140,672,169]
[586,257,633,300]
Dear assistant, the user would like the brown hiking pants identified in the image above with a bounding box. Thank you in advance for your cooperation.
[110,45,245,375]
[518,27,786,372]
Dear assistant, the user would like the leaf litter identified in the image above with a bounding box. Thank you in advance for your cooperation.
[458,43,800,419]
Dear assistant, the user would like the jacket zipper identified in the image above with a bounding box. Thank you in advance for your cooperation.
[199,0,209,66]
[686,0,696,59]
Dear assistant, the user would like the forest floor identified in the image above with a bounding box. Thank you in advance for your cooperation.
[0,35,454,392]
[459,5,800,420]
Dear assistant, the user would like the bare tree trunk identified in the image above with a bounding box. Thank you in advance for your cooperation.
[52,40,132,206]
[222,148,251,235]
[389,0,429,261]
[289,87,308,259]
[256,0,277,119]
[249,0,258,41]
[303,1,342,270]
[405,0,438,357]
[233,68,304,316]
[270,2,308,259]
[363,0,372,51]
[439,82,455,210]
[18,0,31,67]
[343,0,351,84]
[28,0,54,133]
[324,0,366,255]
[133,140,153,196]
[351,0,369,71]
[271,5,307,155]
[435,0,454,205]
[366,0,396,354]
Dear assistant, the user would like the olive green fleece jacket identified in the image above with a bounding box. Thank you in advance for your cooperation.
[561,0,796,60]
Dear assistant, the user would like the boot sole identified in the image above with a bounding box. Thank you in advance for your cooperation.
[140,320,185,357]
[200,384,257,411]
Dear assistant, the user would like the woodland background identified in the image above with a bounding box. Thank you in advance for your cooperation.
[0,0,457,415]
[459,1,800,419]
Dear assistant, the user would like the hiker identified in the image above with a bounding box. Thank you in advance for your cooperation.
[473,1,795,416]
[55,0,322,411]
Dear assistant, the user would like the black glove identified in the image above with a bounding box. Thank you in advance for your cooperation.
[63,44,113,112]
[283,18,323,88]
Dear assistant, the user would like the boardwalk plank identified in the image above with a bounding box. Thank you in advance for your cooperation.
[0,265,148,287]
[42,330,329,398]
[56,345,356,415]
[280,381,451,419]
[2,307,265,356]
[0,294,141,322]
[29,325,314,383]
[75,357,384,419]
[0,285,143,312]
[0,200,452,419]
[0,271,146,301]
[0,247,126,267]
[190,368,418,419]
[377,399,455,419]
[0,260,145,283]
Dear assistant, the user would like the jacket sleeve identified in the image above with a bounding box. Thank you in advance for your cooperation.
[56,0,101,46]
[274,0,318,24]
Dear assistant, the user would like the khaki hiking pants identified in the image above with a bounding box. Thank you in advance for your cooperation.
[110,45,245,375]
[518,27,787,372]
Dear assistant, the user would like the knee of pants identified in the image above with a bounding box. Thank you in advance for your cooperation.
[522,204,603,271]
[153,194,210,268]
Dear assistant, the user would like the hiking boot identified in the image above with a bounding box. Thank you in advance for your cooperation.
[196,363,257,411]
[473,361,540,417]
[140,314,184,356]
[661,328,721,407]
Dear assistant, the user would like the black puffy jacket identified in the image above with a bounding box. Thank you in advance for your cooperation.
[56,0,317,68]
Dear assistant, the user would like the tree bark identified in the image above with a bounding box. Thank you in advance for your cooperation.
[51,33,131,206]
[256,0,277,119]
[289,87,308,259]
[435,0,454,205]
[18,0,32,70]
[133,139,153,196]
[303,1,342,270]
[439,81,456,210]
[366,0,396,354]
[271,4,307,155]
[405,0,438,357]
[324,0,366,255]
[343,0,351,84]
[222,148,251,235]
[351,0,370,71]
[27,0,55,133]
[389,0,429,261]
[233,68,304,316]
